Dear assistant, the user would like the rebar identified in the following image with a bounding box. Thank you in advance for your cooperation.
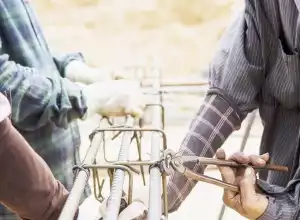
[148,68,165,220]
[58,129,104,220]
[103,117,135,220]
[58,69,212,219]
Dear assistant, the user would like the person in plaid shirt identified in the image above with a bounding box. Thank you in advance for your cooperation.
[0,1,144,219]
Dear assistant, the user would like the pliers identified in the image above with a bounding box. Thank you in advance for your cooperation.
[160,149,288,192]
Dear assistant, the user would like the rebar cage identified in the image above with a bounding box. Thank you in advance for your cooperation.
[57,65,256,220]
[58,66,174,220]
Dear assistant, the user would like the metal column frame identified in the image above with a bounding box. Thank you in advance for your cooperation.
[57,65,223,220]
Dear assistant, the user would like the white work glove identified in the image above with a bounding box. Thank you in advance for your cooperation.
[118,200,147,220]
[77,196,103,220]
[118,185,149,220]
[81,79,145,118]
[65,61,124,85]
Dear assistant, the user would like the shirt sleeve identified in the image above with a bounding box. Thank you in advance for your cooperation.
[256,179,300,220]
[0,51,87,131]
[166,0,266,213]
[52,52,85,77]
[0,118,72,220]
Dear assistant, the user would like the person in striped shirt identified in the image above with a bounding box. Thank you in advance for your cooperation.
[164,0,300,219]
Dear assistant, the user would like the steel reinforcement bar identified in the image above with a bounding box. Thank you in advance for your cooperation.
[58,129,104,220]
[147,68,164,220]
[103,117,135,220]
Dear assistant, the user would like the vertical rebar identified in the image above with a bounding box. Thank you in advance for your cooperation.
[104,117,135,220]
[148,67,163,220]
[58,131,103,220]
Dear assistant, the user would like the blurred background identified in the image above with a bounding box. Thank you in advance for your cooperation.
[32,0,243,78]
[30,1,264,220]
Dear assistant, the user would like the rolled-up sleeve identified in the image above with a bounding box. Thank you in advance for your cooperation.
[0,51,87,131]
[166,0,267,213]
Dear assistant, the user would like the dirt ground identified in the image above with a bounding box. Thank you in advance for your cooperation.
[30,1,259,219]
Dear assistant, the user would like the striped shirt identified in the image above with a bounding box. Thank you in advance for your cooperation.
[167,0,300,219]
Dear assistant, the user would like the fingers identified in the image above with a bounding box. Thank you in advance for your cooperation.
[228,152,269,167]
[215,149,238,203]
[215,148,226,160]
[228,152,250,164]
[260,152,270,163]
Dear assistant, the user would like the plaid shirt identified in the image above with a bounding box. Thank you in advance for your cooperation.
[0,1,90,219]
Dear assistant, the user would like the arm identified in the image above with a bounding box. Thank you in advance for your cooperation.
[0,43,87,131]
[166,0,265,212]
[0,93,75,220]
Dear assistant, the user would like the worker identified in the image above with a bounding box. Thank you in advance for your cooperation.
[0,1,144,219]
[164,0,300,218]
[130,0,300,219]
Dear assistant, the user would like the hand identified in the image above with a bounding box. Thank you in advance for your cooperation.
[65,61,124,85]
[215,149,269,220]
[118,185,149,220]
[81,79,145,118]
[77,195,103,220]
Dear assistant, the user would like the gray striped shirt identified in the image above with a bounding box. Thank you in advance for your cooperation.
[166,1,300,219]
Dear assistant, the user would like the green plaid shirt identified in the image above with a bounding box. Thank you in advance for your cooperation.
[0,1,90,219]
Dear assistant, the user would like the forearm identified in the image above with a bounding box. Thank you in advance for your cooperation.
[0,55,87,131]
[0,117,78,220]
[166,94,242,212]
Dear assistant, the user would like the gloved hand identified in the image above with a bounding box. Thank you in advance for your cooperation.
[65,61,124,85]
[77,195,103,220]
[80,79,145,118]
[118,185,149,220]
[118,200,147,220]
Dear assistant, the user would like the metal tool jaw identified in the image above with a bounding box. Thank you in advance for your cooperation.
[160,149,188,175]
[159,149,240,193]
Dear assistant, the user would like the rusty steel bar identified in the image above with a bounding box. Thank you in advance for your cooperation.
[104,117,135,220]
[148,68,164,220]
[84,164,134,205]
[58,130,104,220]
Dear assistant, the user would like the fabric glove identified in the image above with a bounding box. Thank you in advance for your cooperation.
[80,79,145,118]
[65,61,124,84]
[77,196,103,220]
